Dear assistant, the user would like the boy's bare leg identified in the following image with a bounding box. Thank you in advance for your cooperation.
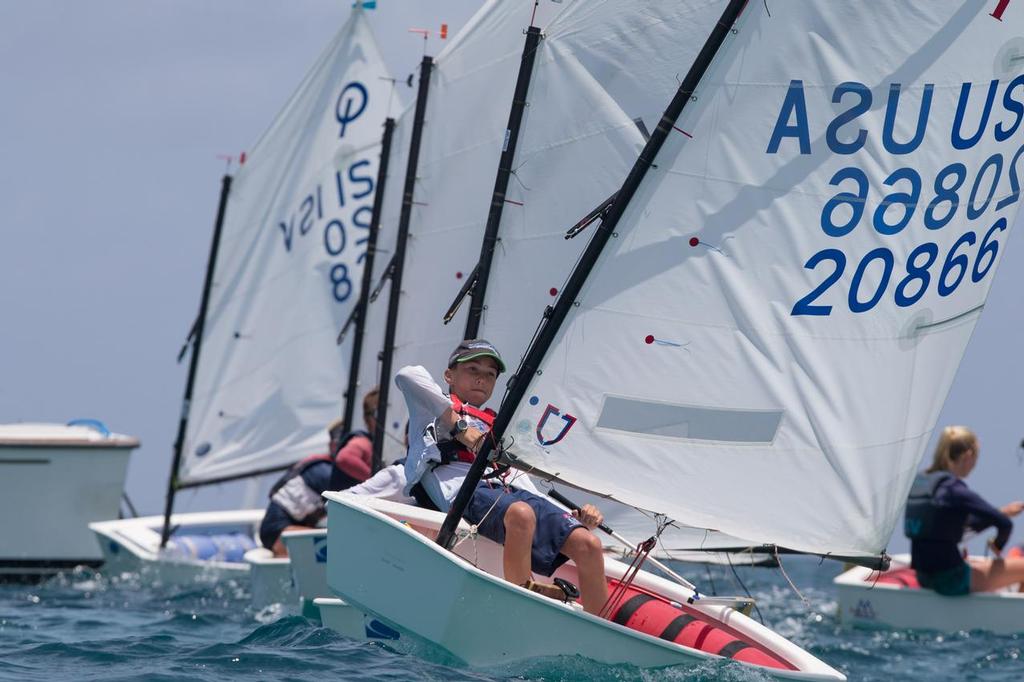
[560,527,608,615]
[502,501,536,586]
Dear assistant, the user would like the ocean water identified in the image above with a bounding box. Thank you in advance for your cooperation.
[1,557,1020,681]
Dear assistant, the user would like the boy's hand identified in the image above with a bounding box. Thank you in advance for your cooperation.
[572,504,603,530]
[459,427,487,453]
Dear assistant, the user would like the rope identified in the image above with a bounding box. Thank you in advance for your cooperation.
[449,438,527,564]
[599,535,657,620]
[725,553,765,624]
[774,547,810,607]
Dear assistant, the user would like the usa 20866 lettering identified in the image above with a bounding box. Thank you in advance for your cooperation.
[768,77,1024,316]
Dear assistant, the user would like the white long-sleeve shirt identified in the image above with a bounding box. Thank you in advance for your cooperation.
[396,365,538,509]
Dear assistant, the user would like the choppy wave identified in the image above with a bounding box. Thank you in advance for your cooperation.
[1,560,1021,681]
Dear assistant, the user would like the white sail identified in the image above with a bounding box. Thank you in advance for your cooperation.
[370,0,534,461]
[476,37,644,382]
[369,0,652,458]
[505,1,1024,558]
[359,0,570,459]
[180,9,394,485]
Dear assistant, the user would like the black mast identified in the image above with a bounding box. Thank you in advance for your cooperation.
[436,0,750,550]
[161,174,233,548]
[339,117,397,434]
[462,26,543,338]
[370,56,434,474]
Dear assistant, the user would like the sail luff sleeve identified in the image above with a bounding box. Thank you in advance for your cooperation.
[463,26,544,338]
[371,57,434,475]
[342,117,396,434]
[161,173,232,548]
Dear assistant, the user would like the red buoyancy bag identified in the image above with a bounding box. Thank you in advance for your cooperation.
[605,581,793,671]
[871,567,921,589]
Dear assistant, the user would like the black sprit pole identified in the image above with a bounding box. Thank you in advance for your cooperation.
[436,0,750,550]
[161,173,233,548]
[340,117,396,434]
[370,57,434,474]
[462,25,543,338]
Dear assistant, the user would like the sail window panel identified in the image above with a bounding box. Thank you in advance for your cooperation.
[596,396,782,444]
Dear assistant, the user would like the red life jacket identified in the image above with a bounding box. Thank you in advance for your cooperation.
[438,393,496,464]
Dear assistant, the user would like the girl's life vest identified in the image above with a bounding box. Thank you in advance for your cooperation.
[904,471,965,544]
[268,430,370,523]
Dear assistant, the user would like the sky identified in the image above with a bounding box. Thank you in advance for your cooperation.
[1,0,1022,557]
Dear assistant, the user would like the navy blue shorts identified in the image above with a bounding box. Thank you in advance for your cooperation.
[463,482,583,577]
[259,501,292,549]
[918,561,971,596]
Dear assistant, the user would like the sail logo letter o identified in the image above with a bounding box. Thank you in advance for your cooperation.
[336,82,369,138]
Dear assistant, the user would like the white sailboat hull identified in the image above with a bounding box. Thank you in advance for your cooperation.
[314,598,366,637]
[281,529,329,619]
[244,548,295,610]
[314,597,404,641]
[89,510,262,583]
[834,554,1024,634]
[324,493,843,680]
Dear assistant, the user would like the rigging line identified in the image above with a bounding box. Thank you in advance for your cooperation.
[704,563,717,596]
[725,552,764,625]
[773,546,810,608]
[451,452,528,560]
[507,167,531,193]
[600,534,659,620]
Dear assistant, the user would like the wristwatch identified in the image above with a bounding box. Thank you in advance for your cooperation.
[450,418,469,439]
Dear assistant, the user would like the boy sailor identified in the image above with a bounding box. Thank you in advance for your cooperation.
[397,339,609,614]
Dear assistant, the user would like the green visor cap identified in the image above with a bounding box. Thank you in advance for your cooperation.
[448,339,506,373]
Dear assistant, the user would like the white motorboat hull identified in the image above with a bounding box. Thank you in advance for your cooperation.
[324,493,844,680]
[834,554,1024,634]
[244,548,296,610]
[89,510,263,584]
[0,422,138,582]
[281,529,329,619]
